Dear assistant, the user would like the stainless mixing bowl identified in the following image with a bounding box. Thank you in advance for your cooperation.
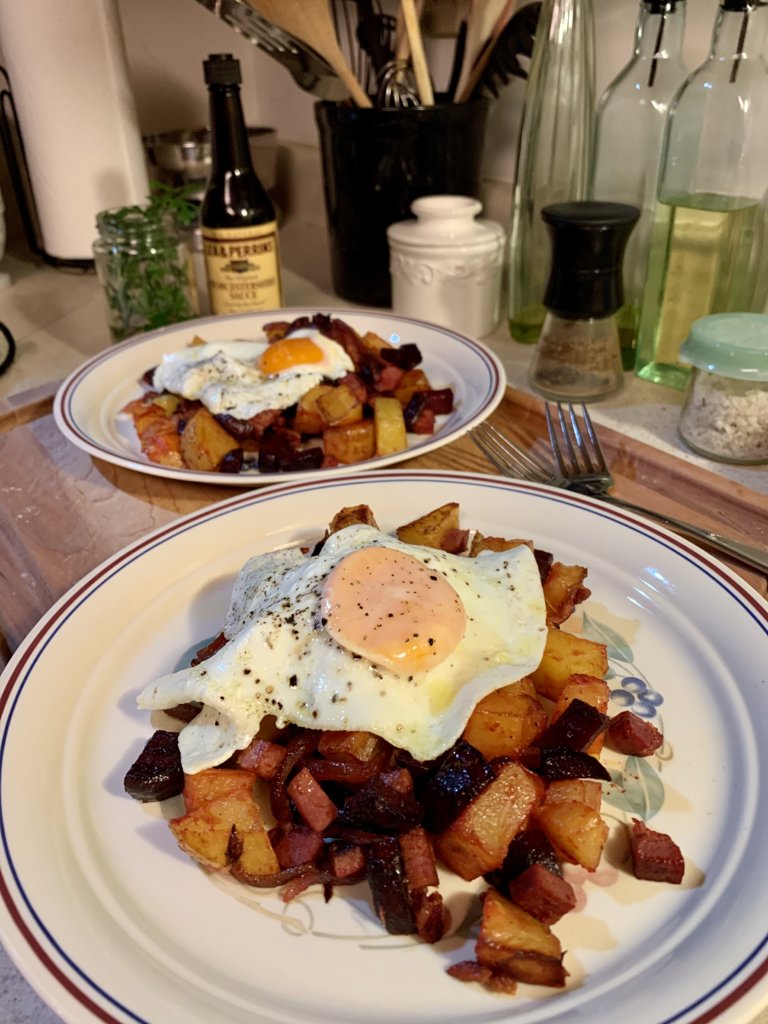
[144,127,278,191]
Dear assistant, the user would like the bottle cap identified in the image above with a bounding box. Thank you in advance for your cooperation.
[541,201,640,321]
[204,53,242,86]
[721,0,750,10]
[679,313,768,381]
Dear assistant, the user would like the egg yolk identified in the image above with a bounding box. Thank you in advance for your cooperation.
[321,547,467,676]
[259,337,325,375]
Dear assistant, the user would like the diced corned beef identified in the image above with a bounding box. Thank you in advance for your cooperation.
[629,818,685,884]
[191,631,227,665]
[339,372,369,403]
[607,712,664,756]
[286,767,338,832]
[236,738,287,779]
[399,827,439,890]
[272,825,325,869]
[447,961,496,986]
[374,364,405,392]
[506,864,576,925]
[328,843,366,879]
[410,407,436,434]
[439,527,469,554]
[412,889,446,943]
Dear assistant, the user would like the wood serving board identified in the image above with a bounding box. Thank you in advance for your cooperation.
[0,384,766,670]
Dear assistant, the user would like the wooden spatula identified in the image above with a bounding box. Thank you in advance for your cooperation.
[245,0,372,106]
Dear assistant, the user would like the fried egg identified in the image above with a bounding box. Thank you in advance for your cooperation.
[137,524,547,772]
[151,329,354,421]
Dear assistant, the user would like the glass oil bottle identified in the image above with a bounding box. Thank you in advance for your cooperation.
[635,0,768,390]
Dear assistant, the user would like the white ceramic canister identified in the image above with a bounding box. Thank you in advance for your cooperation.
[387,195,505,337]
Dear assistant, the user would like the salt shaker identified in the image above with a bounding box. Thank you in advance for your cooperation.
[528,201,639,401]
[387,195,504,337]
[678,313,768,464]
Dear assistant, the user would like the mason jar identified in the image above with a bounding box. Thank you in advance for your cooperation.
[678,313,768,465]
[93,207,198,343]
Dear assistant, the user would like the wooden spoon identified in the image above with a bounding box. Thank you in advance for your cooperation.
[245,0,372,106]
[401,0,434,105]
[454,0,510,100]
[456,0,523,102]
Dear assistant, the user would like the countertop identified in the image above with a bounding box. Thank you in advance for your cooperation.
[0,227,766,1023]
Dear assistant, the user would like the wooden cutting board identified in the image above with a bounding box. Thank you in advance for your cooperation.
[0,383,766,669]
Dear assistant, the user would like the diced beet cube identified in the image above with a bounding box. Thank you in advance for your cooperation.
[380,343,422,370]
[339,775,423,832]
[421,388,454,415]
[366,837,416,934]
[422,741,494,834]
[536,698,609,752]
[124,730,183,802]
[534,746,611,782]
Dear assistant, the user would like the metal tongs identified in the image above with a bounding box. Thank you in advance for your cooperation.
[192,0,349,100]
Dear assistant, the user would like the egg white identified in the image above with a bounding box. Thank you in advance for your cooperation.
[137,524,548,772]
[151,329,354,421]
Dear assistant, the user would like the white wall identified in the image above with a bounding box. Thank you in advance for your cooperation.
[117,0,720,183]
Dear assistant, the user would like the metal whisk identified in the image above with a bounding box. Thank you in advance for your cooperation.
[375,59,419,107]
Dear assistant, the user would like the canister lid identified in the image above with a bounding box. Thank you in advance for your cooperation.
[387,195,505,253]
[679,313,768,381]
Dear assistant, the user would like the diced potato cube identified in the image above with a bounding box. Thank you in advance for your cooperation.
[476,890,567,987]
[169,788,277,872]
[542,562,591,625]
[536,800,608,871]
[151,393,181,415]
[323,420,376,463]
[434,761,544,880]
[328,505,379,534]
[359,330,393,353]
[542,778,602,811]
[182,768,255,813]
[316,383,363,428]
[180,407,240,471]
[393,368,431,407]
[396,502,461,549]
[461,679,548,759]
[529,627,608,701]
[293,384,333,435]
[373,396,408,455]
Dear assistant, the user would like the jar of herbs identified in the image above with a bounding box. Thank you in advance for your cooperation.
[93,206,198,342]
[678,313,768,465]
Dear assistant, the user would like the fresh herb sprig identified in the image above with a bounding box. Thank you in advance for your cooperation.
[96,183,200,343]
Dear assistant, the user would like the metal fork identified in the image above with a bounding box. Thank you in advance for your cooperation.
[471,414,768,574]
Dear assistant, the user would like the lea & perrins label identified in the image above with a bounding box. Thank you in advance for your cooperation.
[202,222,283,315]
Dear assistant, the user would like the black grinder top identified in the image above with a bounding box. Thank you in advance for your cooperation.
[541,201,640,321]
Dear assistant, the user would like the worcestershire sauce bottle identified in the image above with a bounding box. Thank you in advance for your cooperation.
[201,53,283,314]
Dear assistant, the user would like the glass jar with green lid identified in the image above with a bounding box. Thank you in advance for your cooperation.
[678,313,768,464]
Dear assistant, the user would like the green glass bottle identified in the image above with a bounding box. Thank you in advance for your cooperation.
[591,1,688,369]
[507,0,596,344]
[635,0,768,390]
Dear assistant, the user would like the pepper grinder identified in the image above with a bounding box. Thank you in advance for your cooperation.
[528,201,640,401]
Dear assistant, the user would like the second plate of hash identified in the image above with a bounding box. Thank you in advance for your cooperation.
[53,308,506,485]
[1,471,767,1024]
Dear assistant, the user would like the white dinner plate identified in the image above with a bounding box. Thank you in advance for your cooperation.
[1,471,767,1024]
[52,308,506,486]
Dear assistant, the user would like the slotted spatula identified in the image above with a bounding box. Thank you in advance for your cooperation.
[245,0,372,106]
